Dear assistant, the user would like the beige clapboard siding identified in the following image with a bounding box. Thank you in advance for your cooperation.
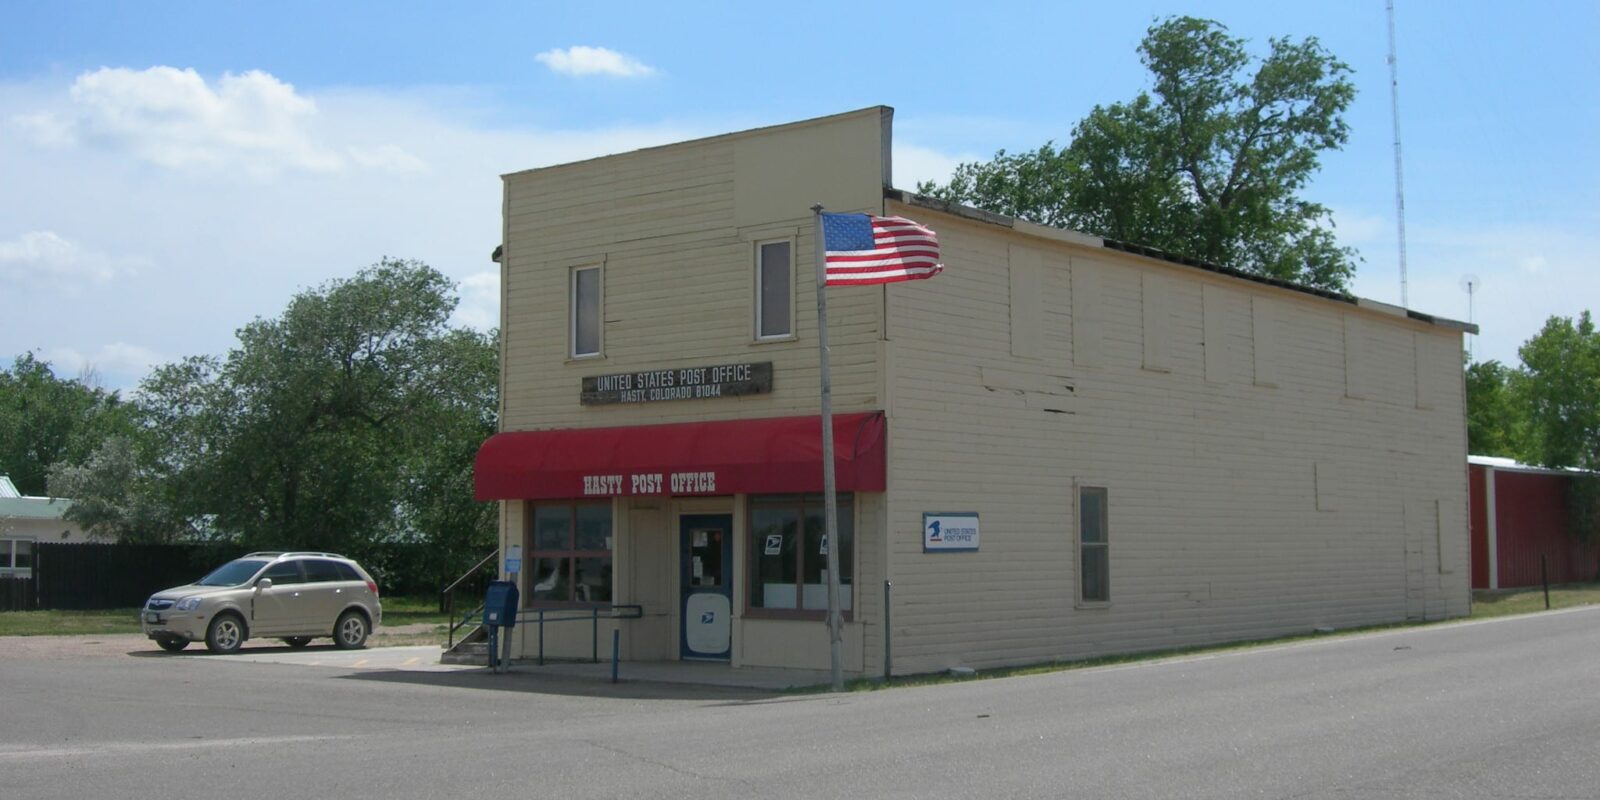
[499,113,888,431]
[882,198,1468,673]
[496,109,894,666]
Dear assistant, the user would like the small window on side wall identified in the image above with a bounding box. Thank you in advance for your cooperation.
[571,265,602,358]
[756,240,792,339]
[1078,486,1109,604]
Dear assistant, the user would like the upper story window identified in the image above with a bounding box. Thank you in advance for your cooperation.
[571,265,602,358]
[756,240,792,339]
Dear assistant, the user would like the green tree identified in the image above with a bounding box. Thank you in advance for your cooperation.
[46,435,194,543]
[1464,359,1523,457]
[395,327,500,562]
[188,259,495,556]
[1516,311,1600,471]
[1514,311,1600,545]
[51,259,500,573]
[0,353,134,496]
[919,16,1359,291]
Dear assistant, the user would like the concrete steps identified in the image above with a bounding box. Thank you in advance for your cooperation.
[438,626,489,666]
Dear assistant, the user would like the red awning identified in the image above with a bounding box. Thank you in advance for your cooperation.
[473,412,886,501]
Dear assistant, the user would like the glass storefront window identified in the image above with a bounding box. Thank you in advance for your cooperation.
[748,495,853,614]
[526,502,612,605]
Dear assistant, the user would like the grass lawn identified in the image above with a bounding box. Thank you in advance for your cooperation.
[374,595,453,627]
[0,595,451,638]
[0,608,143,637]
[1470,581,1600,618]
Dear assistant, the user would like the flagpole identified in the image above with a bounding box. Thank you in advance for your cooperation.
[812,203,844,692]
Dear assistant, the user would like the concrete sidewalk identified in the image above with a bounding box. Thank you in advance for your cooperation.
[499,658,834,691]
[218,641,834,690]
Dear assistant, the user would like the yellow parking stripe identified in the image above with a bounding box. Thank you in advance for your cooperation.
[350,658,370,668]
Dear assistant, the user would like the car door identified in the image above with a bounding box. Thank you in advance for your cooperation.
[252,560,308,635]
[300,559,353,633]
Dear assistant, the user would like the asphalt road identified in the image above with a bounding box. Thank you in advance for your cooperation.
[4,607,1598,799]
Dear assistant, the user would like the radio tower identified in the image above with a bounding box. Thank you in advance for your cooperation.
[1387,0,1409,308]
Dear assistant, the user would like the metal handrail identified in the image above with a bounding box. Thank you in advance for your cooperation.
[516,604,644,666]
[441,550,498,649]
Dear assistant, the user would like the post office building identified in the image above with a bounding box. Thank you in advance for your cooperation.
[472,107,1474,677]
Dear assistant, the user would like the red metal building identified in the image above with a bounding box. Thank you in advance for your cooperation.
[1468,456,1599,589]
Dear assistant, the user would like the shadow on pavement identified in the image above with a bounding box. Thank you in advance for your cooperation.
[127,642,347,658]
[338,667,794,703]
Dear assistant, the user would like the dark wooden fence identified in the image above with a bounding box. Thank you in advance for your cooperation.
[3,542,487,611]
[0,577,35,611]
[33,543,250,610]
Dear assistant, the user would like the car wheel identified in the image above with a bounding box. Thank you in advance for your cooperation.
[157,636,189,653]
[333,610,368,650]
[282,636,312,648]
[205,613,245,654]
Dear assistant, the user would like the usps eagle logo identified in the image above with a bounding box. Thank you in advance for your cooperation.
[927,520,942,542]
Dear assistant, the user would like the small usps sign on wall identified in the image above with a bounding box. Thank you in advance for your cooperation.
[923,512,979,552]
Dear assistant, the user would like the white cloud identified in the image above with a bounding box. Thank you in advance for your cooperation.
[891,143,982,190]
[0,70,706,391]
[10,66,424,176]
[535,46,657,78]
[451,270,500,331]
[39,342,167,383]
[0,231,130,288]
[1350,220,1600,367]
[1322,206,1392,246]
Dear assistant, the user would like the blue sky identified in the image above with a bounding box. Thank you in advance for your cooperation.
[2,1,1596,389]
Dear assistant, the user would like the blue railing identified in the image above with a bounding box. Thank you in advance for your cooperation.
[516,605,644,665]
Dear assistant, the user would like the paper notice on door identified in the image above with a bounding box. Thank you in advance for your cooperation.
[693,530,708,547]
[692,556,703,579]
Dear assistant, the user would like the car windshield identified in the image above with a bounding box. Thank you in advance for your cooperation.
[196,559,270,587]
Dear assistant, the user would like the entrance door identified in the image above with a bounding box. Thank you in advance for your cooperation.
[680,514,733,661]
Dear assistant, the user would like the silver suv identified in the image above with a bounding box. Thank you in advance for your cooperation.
[141,552,383,654]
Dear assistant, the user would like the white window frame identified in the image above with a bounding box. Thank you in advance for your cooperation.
[1074,481,1110,607]
[754,238,796,342]
[569,264,603,359]
[0,536,34,577]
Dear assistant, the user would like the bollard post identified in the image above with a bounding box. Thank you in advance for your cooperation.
[611,629,621,684]
[1542,554,1550,610]
[537,609,545,666]
[498,622,513,673]
[592,608,600,663]
[884,579,893,681]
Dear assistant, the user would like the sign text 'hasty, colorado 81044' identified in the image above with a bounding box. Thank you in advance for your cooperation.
[581,362,773,405]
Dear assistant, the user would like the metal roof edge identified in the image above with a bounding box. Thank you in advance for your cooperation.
[0,495,74,519]
[503,106,894,180]
[887,187,1480,332]
[1469,454,1598,476]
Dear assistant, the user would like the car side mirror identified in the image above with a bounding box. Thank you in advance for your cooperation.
[257,578,273,590]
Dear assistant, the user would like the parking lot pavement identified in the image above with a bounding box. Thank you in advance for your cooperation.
[220,643,472,672]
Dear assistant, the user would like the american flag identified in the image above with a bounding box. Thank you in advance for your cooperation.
[821,213,943,286]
